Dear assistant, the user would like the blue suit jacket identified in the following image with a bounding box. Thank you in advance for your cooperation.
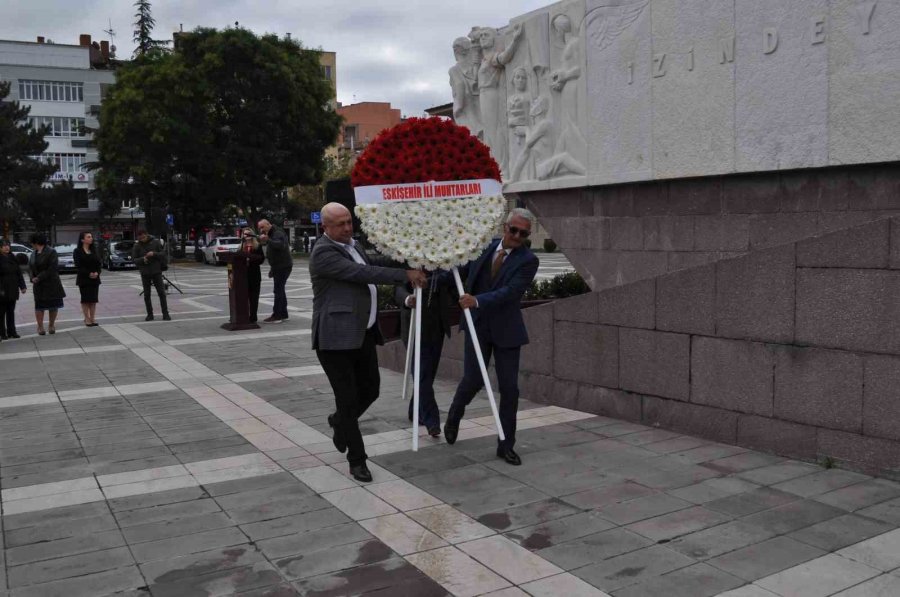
[459,239,539,348]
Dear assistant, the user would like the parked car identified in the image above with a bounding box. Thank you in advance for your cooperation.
[55,244,78,272]
[201,237,241,265]
[10,243,32,266]
[105,240,137,270]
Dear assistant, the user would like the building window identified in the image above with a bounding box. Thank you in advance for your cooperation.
[322,65,332,80]
[31,153,87,174]
[73,189,89,209]
[18,80,84,102]
[27,116,86,138]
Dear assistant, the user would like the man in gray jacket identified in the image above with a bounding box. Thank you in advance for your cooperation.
[310,202,426,482]
[132,230,170,321]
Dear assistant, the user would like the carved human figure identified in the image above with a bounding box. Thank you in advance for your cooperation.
[449,37,482,137]
[477,24,523,178]
[511,95,585,181]
[548,13,587,176]
[508,67,530,131]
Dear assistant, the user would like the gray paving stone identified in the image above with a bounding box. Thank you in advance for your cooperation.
[138,544,265,586]
[7,546,135,587]
[537,528,653,571]
[707,536,827,582]
[475,498,582,532]
[596,493,694,526]
[122,511,235,544]
[788,514,896,552]
[239,507,351,542]
[736,461,822,486]
[857,497,900,525]
[147,561,283,597]
[505,510,617,549]
[6,529,126,566]
[559,481,658,510]
[572,544,696,592]
[704,452,784,474]
[6,566,145,597]
[3,513,118,548]
[204,472,299,498]
[740,499,847,535]
[257,522,373,560]
[668,520,776,560]
[704,487,800,517]
[813,479,900,512]
[626,506,732,542]
[613,562,745,597]
[108,487,209,514]
[129,527,248,563]
[225,494,332,525]
[276,538,394,581]
[773,469,873,498]
[292,556,448,597]
[2,501,110,531]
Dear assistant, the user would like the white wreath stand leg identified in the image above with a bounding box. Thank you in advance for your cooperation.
[452,267,505,442]
[404,287,423,451]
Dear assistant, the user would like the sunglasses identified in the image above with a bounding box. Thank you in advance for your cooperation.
[507,225,531,238]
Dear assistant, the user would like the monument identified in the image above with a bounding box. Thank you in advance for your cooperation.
[419,0,900,476]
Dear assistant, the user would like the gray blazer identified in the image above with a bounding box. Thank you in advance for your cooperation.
[309,235,408,350]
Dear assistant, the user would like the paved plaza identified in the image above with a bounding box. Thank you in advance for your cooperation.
[1,259,899,596]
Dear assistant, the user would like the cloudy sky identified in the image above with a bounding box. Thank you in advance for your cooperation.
[0,0,550,116]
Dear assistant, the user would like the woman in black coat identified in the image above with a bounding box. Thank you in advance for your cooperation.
[241,228,266,323]
[74,231,101,326]
[29,233,66,335]
[0,239,27,340]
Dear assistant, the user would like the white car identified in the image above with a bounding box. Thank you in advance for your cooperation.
[55,244,78,272]
[201,237,241,265]
[10,243,32,266]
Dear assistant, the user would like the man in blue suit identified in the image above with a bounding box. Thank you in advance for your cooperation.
[444,208,540,466]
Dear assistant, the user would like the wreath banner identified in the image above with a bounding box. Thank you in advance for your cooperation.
[353,179,502,204]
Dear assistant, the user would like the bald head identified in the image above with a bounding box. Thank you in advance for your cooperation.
[322,202,353,244]
[257,219,272,235]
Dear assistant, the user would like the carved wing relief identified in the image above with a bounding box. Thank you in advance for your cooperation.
[585,0,649,53]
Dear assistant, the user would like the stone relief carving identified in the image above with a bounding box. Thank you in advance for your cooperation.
[476,24,523,179]
[449,36,483,138]
[547,8,587,179]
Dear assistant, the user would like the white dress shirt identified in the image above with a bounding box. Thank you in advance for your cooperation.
[327,235,377,328]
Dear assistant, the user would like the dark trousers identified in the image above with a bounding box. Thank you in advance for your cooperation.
[448,332,521,449]
[141,273,169,316]
[405,336,444,429]
[317,328,380,466]
[248,276,261,323]
[0,300,16,337]
[271,267,291,319]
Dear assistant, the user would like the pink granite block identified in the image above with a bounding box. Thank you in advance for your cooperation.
[691,337,774,417]
[797,219,890,269]
[715,246,795,343]
[620,329,690,400]
[774,347,863,433]
[597,279,655,329]
[656,265,715,335]
[642,396,738,444]
[737,415,818,461]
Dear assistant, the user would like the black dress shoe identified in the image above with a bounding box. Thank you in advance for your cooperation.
[162,313,172,321]
[9,333,19,339]
[145,314,154,321]
[428,426,441,438]
[444,422,459,445]
[350,463,372,483]
[496,447,522,466]
[327,414,347,453]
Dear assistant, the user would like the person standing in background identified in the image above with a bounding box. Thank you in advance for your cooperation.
[74,231,101,327]
[241,228,266,323]
[0,239,26,340]
[132,230,170,321]
[257,219,292,323]
[29,233,65,335]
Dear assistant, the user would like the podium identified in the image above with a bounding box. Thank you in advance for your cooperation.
[220,252,260,331]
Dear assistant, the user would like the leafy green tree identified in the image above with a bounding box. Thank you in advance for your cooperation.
[288,152,353,217]
[15,181,78,243]
[0,81,54,229]
[132,0,168,58]
[95,27,341,250]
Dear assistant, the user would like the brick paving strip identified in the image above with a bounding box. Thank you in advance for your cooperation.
[2,272,900,594]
